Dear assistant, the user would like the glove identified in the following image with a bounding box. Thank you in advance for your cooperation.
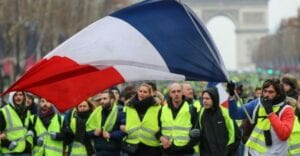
[261,97,273,115]
[25,130,34,138]
[226,81,236,96]
[189,129,201,139]
[50,132,57,140]
[37,137,44,146]
[8,141,17,150]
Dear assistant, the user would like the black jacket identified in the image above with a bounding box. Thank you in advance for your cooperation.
[198,87,230,156]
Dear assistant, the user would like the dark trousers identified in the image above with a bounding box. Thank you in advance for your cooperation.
[95,150,121,156]
[122,144,161,156]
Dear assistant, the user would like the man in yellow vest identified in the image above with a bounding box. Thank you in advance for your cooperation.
[196,87,236,156]
[288,94,300,155]
[31,97,66,156]
[182,82,201,112]
[91,90,125,156]
[159,83,198,156]
[0,91,33,156]
[227,79,294,156]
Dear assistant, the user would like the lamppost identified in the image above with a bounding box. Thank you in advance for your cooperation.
[14,0,20,80]
[0,63,3,106]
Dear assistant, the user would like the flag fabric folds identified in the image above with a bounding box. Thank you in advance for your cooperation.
[2,0,228,112]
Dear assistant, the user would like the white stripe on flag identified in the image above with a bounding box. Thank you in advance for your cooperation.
[45,16,170,73]
[115,65,185,81]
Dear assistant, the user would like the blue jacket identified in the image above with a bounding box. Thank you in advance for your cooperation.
[228,98,259,120]
[93,106,126,151]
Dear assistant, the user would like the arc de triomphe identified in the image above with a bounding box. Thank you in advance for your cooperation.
[184,0,269,70]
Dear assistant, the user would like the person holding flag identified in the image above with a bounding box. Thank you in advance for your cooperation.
[227,79,294,156]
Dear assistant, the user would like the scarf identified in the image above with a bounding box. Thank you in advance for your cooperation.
[38,107,55,128]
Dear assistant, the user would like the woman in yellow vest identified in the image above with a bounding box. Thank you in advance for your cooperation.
[67,100,95,156]
[122,83,161,156]
[288,94,300,155]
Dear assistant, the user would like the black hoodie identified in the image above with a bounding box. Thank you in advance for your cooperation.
[199,87,230,156]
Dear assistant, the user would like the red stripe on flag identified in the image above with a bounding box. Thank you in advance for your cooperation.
[2,56,125,112]
[221,100,228,108]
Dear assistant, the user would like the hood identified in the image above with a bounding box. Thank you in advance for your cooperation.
[8,91,16,107]
[8,91,26,108]
[202,87,219,110]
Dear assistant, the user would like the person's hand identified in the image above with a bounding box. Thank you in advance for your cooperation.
[94,128,102,136]
[226,81,236,96]
[160,136,171,149]
[37,137,44,146]
[50,132,58,140]
[189,129,201,139]
[8,141,17,150]
[120,125,126,132]
[102,131,110,139]
[0,133,6,140]
[261,97,273,115]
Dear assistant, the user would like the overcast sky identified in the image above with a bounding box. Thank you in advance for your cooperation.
[204,0,300,71]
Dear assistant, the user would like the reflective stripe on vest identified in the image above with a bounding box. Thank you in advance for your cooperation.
[1,104,29,153]
[125,105,161,147]
[288,116,300,155]
[246,102,287,153]
[161,102,191,146]
[103,104,118,132]
[32,114,63,156]
[70,141,87,156]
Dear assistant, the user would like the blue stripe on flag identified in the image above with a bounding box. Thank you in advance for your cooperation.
[207,82,219,88]
[111,0,228,82]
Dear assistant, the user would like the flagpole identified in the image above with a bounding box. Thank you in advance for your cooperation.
[234,90,254,124]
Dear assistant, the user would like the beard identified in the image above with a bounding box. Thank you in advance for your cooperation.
[102,102,112,109]
[40,106,51,114]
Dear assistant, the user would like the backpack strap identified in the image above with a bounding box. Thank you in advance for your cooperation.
[254,102,286,125]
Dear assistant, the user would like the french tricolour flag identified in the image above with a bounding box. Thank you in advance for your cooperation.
[2,0,228,112]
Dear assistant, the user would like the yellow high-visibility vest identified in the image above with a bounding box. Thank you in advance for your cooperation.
[161,102,192,146]
[125,105,161,147]
[31,114,63,156]
[1,104,32,154]
[288,115,300,156]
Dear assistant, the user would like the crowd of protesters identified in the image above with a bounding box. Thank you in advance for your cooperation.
[0,74,300,156]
